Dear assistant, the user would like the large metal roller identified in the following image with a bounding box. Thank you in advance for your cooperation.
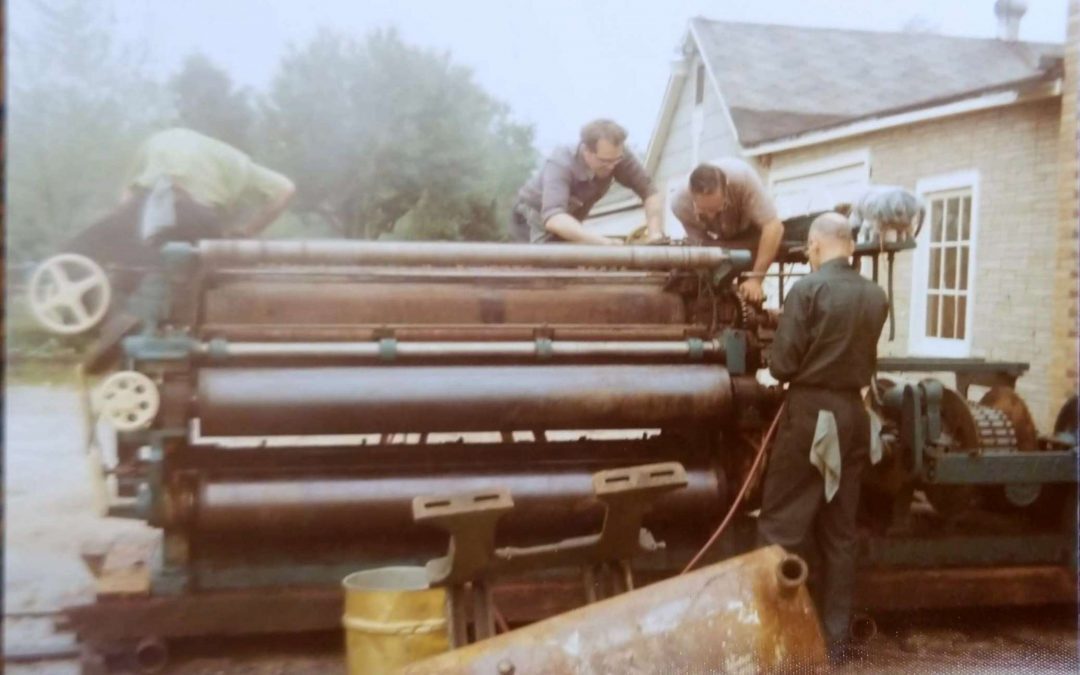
[197,365,734,436]
[197,240,751,271]
[198,324,706,343]
[201,280,687,326]
[179,465,724,543]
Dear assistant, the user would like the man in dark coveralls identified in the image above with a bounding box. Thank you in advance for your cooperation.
[758,212,889,662]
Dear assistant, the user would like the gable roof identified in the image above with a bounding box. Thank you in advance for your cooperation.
[690,18,1064,146]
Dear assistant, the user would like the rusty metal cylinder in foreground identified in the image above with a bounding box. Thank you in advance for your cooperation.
[401,546,826,674]
[196,365,734,436]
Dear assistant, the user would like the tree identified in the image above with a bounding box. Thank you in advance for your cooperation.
[7,0,170,262]
[170,54,254,152]
[262,28,537,241]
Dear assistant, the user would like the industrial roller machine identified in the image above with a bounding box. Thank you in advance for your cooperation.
[36,225,1074,671]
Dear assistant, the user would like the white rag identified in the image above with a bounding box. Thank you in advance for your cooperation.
[809,410,842,502]
[867,407,884,466]
[139,176,177,242]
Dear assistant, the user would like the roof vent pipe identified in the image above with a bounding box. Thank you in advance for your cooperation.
[995,0,1028,41]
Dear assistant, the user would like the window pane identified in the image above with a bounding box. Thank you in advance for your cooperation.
[961,196,972,240]
[931,200,943,242]
[927,295,939,337]
[944,247,957,290]
[956,296,967,340]
[945,197,958,242]
[929,248,941,289]
[695,64,705,105]
[941,296,956,339]
[960,248,969,291]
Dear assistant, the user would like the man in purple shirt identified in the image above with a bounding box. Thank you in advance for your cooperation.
[511,119,664,245]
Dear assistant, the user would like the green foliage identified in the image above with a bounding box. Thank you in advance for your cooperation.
[262,29,537,241]
[170,54,255,152]
[6,5,538,261]
[6,0,171,263]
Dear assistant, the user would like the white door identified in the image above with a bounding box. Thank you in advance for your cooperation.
[765,151,871,308]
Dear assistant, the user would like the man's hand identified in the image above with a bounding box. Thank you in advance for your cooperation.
[739,277,765,303]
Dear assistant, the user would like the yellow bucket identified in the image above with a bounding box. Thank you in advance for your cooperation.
[342,566,450,674]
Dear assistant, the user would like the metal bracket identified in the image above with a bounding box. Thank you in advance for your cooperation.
[723,330,748,375]
[414,490,515,585]
[535,337,553,360]
[414,462,689,586]
[919,378,944,443]
[125,272,171,334]
[122,334,199,362]
[884,384,924,477]
[378,337,397,362]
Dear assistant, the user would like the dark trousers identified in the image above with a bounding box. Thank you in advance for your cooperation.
[757,386,869,649]
[63,187,224,271]
[61,187,224,372]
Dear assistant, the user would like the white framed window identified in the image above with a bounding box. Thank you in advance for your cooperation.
[909,170,979,357]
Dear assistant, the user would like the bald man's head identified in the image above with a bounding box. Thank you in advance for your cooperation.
[809,212,854,242]
[807,211,855,270]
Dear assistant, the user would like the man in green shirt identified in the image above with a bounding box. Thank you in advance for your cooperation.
[66,127,295,266]
[62,128,295,371]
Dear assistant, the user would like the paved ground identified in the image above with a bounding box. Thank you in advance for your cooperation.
[4,379,1077,673]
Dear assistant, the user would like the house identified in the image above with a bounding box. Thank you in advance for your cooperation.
[587,2,1078,430]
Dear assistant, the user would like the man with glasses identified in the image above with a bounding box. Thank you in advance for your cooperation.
[671,161,785,302]
[511,119,664,245]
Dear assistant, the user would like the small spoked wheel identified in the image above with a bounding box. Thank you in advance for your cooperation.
[28,253,111,334]
[96,371,160,431]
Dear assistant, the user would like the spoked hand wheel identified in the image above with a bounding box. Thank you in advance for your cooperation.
[96,371,160,432]
[27,253,112,334]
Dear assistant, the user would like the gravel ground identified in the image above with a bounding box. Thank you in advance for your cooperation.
[4,381,1077,674]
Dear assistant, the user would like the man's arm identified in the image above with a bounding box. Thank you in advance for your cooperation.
[233,164,296,237]
[740,218,784,301]
[642,193,665,241]
[541,159,620,245]
[235,179,296,237]
[769,283,814,383]
[738,165,784,302]
[614,154,664,241]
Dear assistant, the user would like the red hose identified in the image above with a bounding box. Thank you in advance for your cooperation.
[680,402,786,575]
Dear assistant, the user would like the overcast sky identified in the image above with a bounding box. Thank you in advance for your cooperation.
[21,0,1072,153]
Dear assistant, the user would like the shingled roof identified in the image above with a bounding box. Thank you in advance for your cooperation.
[691,18,1064,145]
[592,18,1064,216]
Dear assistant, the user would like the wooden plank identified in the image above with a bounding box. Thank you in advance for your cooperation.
[66,588,343,641]
[96,539,154,599]
[856,565,1077,610]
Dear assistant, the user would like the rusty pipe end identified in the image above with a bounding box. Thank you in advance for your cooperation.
[133,636,169,673]
[775,554,809,597]
[849,613,877,644]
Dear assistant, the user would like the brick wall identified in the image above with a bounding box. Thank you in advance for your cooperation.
[768,97,1064,430]
[1049,0,1080,426]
